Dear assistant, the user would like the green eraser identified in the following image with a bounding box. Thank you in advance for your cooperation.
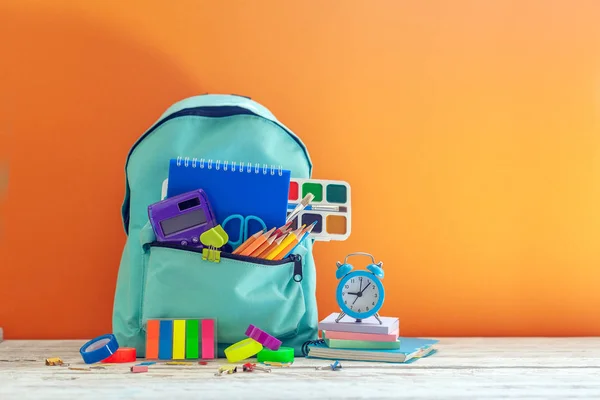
[257,346,294,364]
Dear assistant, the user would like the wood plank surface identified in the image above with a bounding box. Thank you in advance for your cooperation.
[1,338,600,399]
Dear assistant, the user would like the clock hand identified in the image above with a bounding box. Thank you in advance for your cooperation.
[347,292,360,295]
[359,282,371,294]
[353,296,359,305]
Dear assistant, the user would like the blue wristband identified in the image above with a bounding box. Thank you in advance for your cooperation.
[80,334,119,364]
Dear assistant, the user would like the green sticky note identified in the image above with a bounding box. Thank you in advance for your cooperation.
[302,182,323,202]
[186,319,199,359]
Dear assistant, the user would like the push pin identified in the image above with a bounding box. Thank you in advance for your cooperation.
[316,360,342,371]
[242,362,271,373]
[215,365,237,376]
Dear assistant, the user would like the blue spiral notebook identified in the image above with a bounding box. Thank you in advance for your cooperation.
[166,158,291,240]
[305,337,438,363]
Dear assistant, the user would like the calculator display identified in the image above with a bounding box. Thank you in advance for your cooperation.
[159,209,207,236]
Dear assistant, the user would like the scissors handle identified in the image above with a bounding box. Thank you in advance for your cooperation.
[222,215,267,248]
[244,216,267,237]
[222,214,245,248]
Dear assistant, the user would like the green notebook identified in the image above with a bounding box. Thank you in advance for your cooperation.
[324,337,401,350]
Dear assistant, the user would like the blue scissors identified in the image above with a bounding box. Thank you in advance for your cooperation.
[221,214,267,248]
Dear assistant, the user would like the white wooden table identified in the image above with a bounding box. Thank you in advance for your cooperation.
[1,338,599,399]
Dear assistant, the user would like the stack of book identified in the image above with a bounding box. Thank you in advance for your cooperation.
[305,312,437,363]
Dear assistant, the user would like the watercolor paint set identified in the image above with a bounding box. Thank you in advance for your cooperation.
[287,178,351,241]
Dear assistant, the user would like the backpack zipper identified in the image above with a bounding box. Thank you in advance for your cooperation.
[148,241,303,282]
[123,104,312,232]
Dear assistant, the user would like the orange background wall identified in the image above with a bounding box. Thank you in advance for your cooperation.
[2,0,600,339]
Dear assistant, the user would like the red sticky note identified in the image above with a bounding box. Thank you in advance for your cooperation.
[201,319,215,359]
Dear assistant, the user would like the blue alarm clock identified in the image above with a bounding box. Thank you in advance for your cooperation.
[334,252,385,324]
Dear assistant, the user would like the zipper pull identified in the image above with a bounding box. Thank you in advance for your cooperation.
[291,254,303,282]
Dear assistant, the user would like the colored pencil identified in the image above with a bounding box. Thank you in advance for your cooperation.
[265,226,305,260]
[240,227,276,256]
[280,221,317,259]
[248,233,277,258]
[256,235,286,259]
[232,230,264,255]
[273,221,293,239]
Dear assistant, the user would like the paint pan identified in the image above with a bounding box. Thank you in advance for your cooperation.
[287,178,351,241]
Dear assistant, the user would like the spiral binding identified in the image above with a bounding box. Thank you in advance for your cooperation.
[301,339,325,356]
[175,156,283,176]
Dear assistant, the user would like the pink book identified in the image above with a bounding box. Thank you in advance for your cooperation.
[324,329,399,342]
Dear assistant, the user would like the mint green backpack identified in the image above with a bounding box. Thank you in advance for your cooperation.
[113,94,318,357]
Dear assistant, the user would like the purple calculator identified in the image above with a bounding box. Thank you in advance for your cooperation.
[148,189,217,247]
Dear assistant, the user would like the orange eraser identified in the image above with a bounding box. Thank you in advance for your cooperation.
[131,365,148,373]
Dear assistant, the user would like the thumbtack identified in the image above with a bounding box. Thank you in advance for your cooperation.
[242,362,271,373]
[316,360,342,371]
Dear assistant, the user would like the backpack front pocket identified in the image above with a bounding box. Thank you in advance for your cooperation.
[140,243,306,353]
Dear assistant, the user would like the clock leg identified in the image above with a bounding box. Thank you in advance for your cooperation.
[374,313,383,325]
[335,312,346,323]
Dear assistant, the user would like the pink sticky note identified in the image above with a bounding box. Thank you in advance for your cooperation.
[201,319,215,359]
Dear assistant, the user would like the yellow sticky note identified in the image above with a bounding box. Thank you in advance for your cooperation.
[173,320,186,360]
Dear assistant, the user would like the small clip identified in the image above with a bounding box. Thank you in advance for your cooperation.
[242,362,271,373]
[316,360,342,371]
[202,248,221,263]
[45,357,63,366]
[215,365,237,376]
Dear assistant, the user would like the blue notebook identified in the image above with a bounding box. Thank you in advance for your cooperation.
[166,159,291,241]
[305,337,438,363]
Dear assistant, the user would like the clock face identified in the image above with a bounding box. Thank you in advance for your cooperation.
[337,270,384,319]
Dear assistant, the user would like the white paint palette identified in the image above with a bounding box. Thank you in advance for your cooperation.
[287,178,351,241]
